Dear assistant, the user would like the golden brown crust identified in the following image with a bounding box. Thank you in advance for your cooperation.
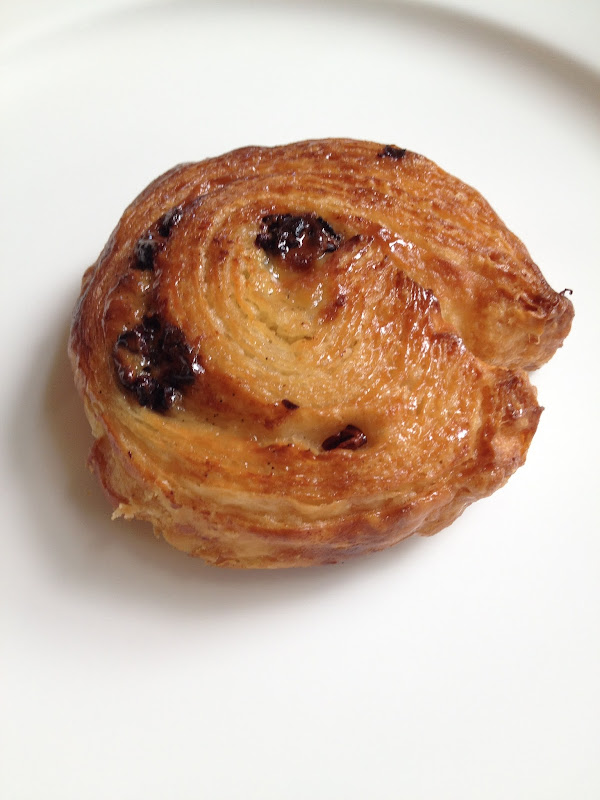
[69,138,568,567]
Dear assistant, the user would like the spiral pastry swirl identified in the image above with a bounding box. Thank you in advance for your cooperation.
[69,139,572,567]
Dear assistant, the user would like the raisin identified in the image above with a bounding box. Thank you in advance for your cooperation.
[377,145,407,160]
[133,236,159,270]
[256,213,341,270]
[322,425,367,451]
[157,205,183,237]
[113,314,201,412]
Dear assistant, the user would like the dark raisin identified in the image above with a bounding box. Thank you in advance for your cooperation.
[140,312,162,335]
[132,373,161,409]
[160,325,198,386]
[377,145,407,160]
[133,236,159,270]
[256,213,341,270]
[282,399,299,410]
[113,314,201,412]
[158,205,183,237]
[322,424,367,451]
[155,385,182,411]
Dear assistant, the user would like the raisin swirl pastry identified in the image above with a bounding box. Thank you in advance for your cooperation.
[69,139,573,568]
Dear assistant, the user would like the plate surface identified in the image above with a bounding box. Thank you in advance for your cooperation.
[1,2,599,798]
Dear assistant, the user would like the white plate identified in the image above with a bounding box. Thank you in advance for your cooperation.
[1,2,599,798]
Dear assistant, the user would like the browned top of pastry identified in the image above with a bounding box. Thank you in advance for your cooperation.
[86,138,571,370]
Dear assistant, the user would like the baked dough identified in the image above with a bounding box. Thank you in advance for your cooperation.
[69,139,572,567]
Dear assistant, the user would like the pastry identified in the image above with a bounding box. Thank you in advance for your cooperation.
[69,138,572,567]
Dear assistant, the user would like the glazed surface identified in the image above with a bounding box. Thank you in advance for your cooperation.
[69,138,572,567]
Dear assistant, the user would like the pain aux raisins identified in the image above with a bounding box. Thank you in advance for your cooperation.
[113,313,201,411]
[256,213,341,270]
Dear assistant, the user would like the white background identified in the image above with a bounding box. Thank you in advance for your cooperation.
[2,0,600,72]
[1,1,599,798]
